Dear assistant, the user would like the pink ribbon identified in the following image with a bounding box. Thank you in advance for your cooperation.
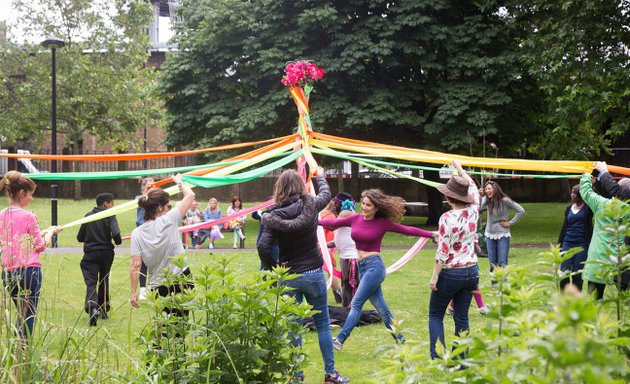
[386,237,429,274]
[122,199,275,240]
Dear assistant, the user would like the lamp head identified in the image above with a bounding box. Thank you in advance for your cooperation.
[41,37,65,49]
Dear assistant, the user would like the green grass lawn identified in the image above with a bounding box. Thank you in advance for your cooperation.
[3,199,570,382]
[27,247,550,383]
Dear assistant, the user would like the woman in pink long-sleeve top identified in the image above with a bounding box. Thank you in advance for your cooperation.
[319,189,434,350]
[0,171,60,341]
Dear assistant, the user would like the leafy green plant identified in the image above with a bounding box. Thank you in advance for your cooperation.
[134,255,313,383]
[372,249,629,383]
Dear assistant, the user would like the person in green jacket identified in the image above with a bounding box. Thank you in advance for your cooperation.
[579,173,629,299]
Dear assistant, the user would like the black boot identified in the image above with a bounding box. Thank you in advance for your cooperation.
[89,309,99,326]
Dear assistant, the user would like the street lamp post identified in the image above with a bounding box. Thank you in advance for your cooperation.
[41,37,65,247]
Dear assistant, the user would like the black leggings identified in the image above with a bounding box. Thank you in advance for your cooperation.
[154,268,194,318]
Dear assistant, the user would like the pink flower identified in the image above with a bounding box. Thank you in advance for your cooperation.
[462,210,469,219]
[281,60,325,87]
[468,222,476,232]
[452,227,459,233]
[439,225,445,236]
[453,242,462,252]
[441,243,449,254]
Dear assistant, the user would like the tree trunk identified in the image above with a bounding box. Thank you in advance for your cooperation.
[350,162,359,200]
[425,169,444,226]
[337,161,344,194]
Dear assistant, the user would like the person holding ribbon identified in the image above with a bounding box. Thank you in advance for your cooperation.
[129,174,196,314]
[0,171,62,342]
[258,167,349,384]
[324,192,359,308]
[428,161,480,360]
[318,189,434,350]
[320,200,343,303]
[578,170,629,299]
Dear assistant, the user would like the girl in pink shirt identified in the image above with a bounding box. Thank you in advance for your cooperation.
[0,171,60,341]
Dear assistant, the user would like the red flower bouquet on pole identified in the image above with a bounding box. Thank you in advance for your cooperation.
[281,60,325,140]
[281,61,325,89]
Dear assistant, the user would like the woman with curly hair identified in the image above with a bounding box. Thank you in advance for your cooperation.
[319,189,434,350]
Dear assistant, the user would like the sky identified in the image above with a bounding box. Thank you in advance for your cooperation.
[0,0,16,24]
[0,0,173,43]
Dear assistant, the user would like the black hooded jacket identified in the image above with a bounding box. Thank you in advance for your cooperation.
[258,176,331,273]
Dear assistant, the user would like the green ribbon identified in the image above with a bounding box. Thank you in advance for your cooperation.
[60,149,302,229]
[25,160,242,181]
[182,150,303,188]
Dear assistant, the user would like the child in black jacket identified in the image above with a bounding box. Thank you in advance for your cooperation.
[77,193,122,325]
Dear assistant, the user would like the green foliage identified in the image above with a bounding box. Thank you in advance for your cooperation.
[373,249,629,383]
[505,0,630,159]
[134,255,313,383]
[159,0,540,155]
[0,0,162,153]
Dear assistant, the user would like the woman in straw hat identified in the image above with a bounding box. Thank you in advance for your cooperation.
[428,160,480,360]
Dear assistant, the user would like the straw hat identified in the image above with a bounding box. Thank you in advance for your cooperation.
[436,175,475,204]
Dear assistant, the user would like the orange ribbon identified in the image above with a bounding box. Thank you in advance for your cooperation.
[0,136,293,161]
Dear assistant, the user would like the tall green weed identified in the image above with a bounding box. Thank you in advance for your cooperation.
[373,202,630,383]
[133,255,313,383]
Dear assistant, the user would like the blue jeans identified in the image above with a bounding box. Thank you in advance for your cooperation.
[2,267,42,341]
[429,265,479,359]
[283,268,335,375]
[337,255,395,344]
[486,236,510,273]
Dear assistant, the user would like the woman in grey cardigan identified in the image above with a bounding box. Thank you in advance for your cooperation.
[480,181,525,275]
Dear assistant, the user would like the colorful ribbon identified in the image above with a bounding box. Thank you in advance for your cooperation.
[2,136,292,161]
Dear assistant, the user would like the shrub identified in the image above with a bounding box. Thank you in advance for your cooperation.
[134,255,313,383]
[372,246,630,383]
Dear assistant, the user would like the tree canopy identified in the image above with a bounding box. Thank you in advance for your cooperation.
[0,0,160,153]
[506,0,630,159]
[159,0,543,157]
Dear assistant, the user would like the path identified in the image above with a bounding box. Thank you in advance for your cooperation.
[48,243,551,254]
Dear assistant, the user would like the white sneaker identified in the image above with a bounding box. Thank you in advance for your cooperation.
[139,287,148,301]
[332,337,343,351]
[209,242,214,249]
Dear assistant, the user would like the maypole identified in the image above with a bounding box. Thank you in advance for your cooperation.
[281,60,334,286]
